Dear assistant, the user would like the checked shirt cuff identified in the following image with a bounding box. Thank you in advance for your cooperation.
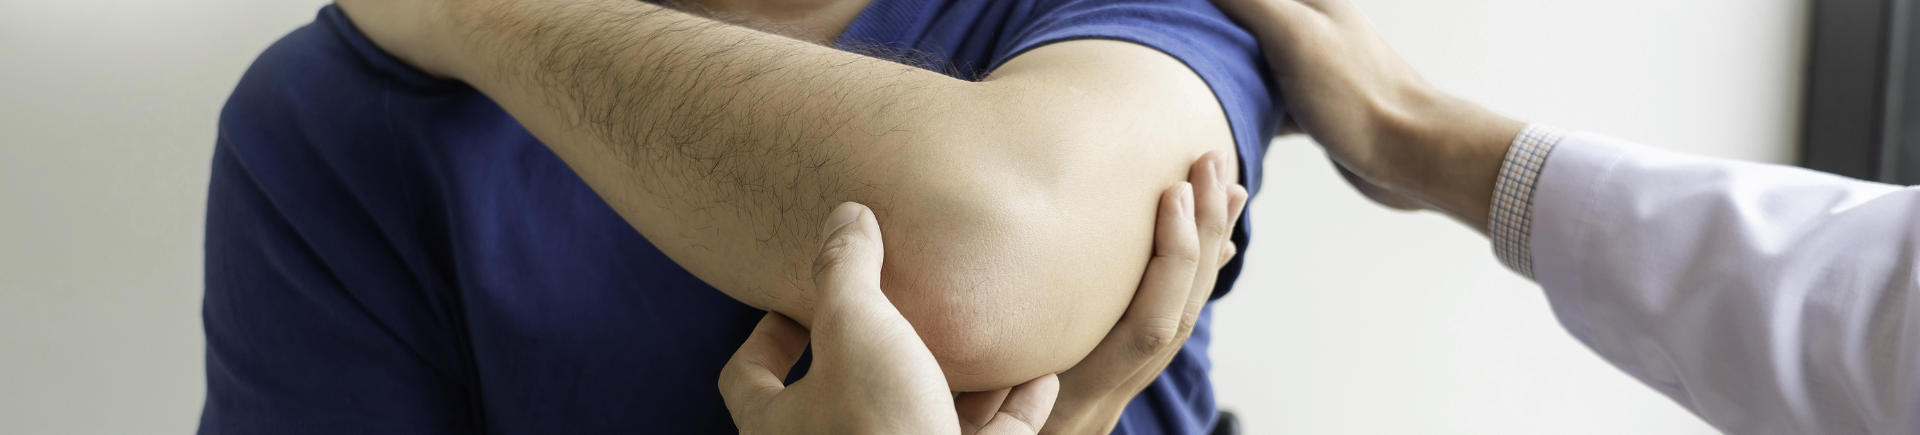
[1489,124,1566,279]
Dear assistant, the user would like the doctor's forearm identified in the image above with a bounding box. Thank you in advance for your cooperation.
[1405,111,1920,432]
[1360,97,1525,231]
[1510,134,1920,433]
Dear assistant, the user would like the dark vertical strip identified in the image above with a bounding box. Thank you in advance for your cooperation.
[1801,0,1895,181]
[1891,0,1920,183]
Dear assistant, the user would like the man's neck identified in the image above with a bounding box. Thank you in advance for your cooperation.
[678,0,875,43]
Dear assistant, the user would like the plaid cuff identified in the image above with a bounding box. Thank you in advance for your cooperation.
[1489,124,1565,279]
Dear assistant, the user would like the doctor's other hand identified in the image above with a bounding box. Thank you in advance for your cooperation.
[1041,152,1247,434]
[719,202,1060,435]
[1212,0,1526,229]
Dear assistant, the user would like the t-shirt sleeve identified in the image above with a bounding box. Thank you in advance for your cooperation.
[201,144,475,435]
[987,0,1282,299]
[198,10,476,434]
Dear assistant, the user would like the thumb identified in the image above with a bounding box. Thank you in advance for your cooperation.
[806,202,952,400]
[972,374,1061,435]
[811,202,888,311]
[808,202,924,346]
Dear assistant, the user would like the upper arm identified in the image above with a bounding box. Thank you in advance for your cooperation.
[202,143,473,434]
[203,34,475,430]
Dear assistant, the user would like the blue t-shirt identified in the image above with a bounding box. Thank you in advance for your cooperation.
[201,1,1278,434]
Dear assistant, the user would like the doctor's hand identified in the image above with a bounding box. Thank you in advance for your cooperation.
[1212,0,1526,230]
[719,202,1060,435]
[1042,152,1248,434]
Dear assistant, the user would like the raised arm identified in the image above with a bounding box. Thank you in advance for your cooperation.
[1216,0,1920,431]
[337,0,1244,391]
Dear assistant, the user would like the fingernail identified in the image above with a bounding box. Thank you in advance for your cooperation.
[822,202,862,239]
[1177,182,1194,218]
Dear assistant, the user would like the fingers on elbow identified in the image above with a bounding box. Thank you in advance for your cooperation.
[1129,312,1192,358]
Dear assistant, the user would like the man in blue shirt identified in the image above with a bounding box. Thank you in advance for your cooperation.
[202,0,1278,433]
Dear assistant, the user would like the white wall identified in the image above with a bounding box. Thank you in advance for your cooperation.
[0,1,334,433]
[1212,1,1807,433]
[0,1,1804,433]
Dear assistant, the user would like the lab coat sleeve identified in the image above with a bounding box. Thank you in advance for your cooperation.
[1524,131,1920,434]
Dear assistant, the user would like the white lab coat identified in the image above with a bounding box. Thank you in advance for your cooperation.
[1527,132,1920,434]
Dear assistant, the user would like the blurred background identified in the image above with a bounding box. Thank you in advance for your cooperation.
[1,0,1816,433]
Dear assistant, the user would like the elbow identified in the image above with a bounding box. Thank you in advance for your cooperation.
[872,162,1149,392]
[863,75,1230,390]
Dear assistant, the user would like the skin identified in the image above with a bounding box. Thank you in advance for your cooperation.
[720,201,1060,435]
[725,0,1556,430]
[681,0,873,43]
[1209,0,1527,230]
[722,154,1245,434]
[325,0,1546,430]
[335,0,1250,429]
[744,2,1920,433]
[1042,155,1248,434]
[337,0,1243,392]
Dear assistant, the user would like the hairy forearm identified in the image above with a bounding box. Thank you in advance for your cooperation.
[392,0,1238,391]
[450,0,969,196]
[443,0,986,305]
[421,1,1177,390]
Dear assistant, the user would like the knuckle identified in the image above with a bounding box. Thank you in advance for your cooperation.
[1160,237,1204,268]
[716,361,747,397]
[1177,310,1200,339]
[1130,315,1184,356]
[1166,246,1203,269]
[810,234,867,278]
[1201,218,1234,239]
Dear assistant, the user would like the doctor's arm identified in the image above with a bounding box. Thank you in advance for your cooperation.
[1498,130,1920,434]
[1215,0,1920,432]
